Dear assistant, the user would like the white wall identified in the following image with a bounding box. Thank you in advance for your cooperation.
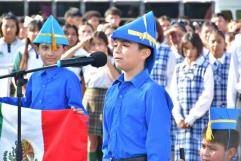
[215,0,241,19]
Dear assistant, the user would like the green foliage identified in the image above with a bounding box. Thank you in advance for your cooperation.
[2,140,38,161]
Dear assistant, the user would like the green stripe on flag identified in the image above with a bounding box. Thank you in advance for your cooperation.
[0,103,2,138]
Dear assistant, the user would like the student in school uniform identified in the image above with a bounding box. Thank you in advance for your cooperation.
[13,19,43,79]
[102,11,173,161]
[207,30,231,107]
[150,20,176,94]
[0,12,24,67]
[171,32,214,161]
[165,22,186,64]
[82,31,119,161]
[0,12,25,96]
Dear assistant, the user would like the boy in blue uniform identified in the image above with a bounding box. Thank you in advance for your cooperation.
[102,11,173,161]
[178,108,240,161]
[200,108,240,161]
[0,15,86,112]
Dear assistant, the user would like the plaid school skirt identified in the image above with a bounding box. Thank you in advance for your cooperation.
[82,88,107,136]
[173,115,209,161]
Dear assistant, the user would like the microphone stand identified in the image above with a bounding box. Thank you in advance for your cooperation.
[0,64,57,161]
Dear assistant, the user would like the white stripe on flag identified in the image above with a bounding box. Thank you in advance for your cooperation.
[0,104,44,160]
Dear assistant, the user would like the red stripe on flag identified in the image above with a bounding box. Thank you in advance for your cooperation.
[42,109,88,161]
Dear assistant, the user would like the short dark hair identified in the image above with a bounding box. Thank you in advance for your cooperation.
[201,21,218,32]
[203,128,240,150]
[181,32,203,57]
[173,22,187,33]
[83,10,101,21]
[64,7,82,19]
[210,29,225,41]
[63,24,78,37]
[102,23,118,33]
[27,20,43,32]
[93,31,108,46]
[17,16,25,24]
[0,12,19,36]
[137,43,153,67]
[105,7,121,17]
[115,39,152,52]
[156,19,164,43]
[113,39,153,62]
[213,12,228,21]
[137,43,152,51]
[158,15,170,22]
[81,22,94,31]
[92,31,113,55]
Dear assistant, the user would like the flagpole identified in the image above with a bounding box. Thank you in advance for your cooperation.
[16,72,26,161]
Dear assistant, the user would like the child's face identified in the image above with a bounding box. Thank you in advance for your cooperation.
[27,28,40,42]
[90,37,107,53]
[38,43,64,66]
[200,26,212,46]
[18,22,27,39]
[200,139,231,161]
[159,19,170,32]
[105,15,121,27]
[67,16,82,28]
[113,40,150,73]
[65,27,78,47]
[211,16,227,32]
[208,33,226,59]
[88,16,100,30]
[1,19,18,41]
[169,27,185,47]
[105,28,115,48]
[182,41,198,64]
[78,24,93,40]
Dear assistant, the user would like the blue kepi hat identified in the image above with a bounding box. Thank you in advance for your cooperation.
[206,107,240,141]
[111,11,157,73]
[33,15,69,51]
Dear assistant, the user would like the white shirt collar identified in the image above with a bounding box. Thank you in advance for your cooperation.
[183,55,205,67]
[208,52,226,65]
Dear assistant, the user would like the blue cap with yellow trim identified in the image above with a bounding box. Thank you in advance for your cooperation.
[33,15,69,51]
[111,11,156,73]
[206,107,240,141]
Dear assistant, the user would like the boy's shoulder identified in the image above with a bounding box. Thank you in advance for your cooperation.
[143,77,166,91]
[56,68,80,81]
[60,67,78,76]
[114,76,166,94]
[31,67,79,80]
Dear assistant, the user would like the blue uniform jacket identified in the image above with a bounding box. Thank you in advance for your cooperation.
[102,69,173,161]
[0,68,86,112]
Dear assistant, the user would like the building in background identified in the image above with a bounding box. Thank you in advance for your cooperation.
[0,0,240,20]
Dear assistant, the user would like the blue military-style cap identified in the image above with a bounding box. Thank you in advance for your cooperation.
[33,15,69,51]
[111,11,157,73]
[210,108,240,130]
[206,107,240,141]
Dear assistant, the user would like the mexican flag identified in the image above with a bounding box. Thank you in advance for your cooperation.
[0,103,88,161]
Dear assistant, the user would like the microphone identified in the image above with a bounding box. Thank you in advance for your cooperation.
[57,51,107,68]
[179,147,185,160]
[7,43,11,53]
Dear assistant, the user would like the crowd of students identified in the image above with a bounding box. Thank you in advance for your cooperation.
[0,6,240,161]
